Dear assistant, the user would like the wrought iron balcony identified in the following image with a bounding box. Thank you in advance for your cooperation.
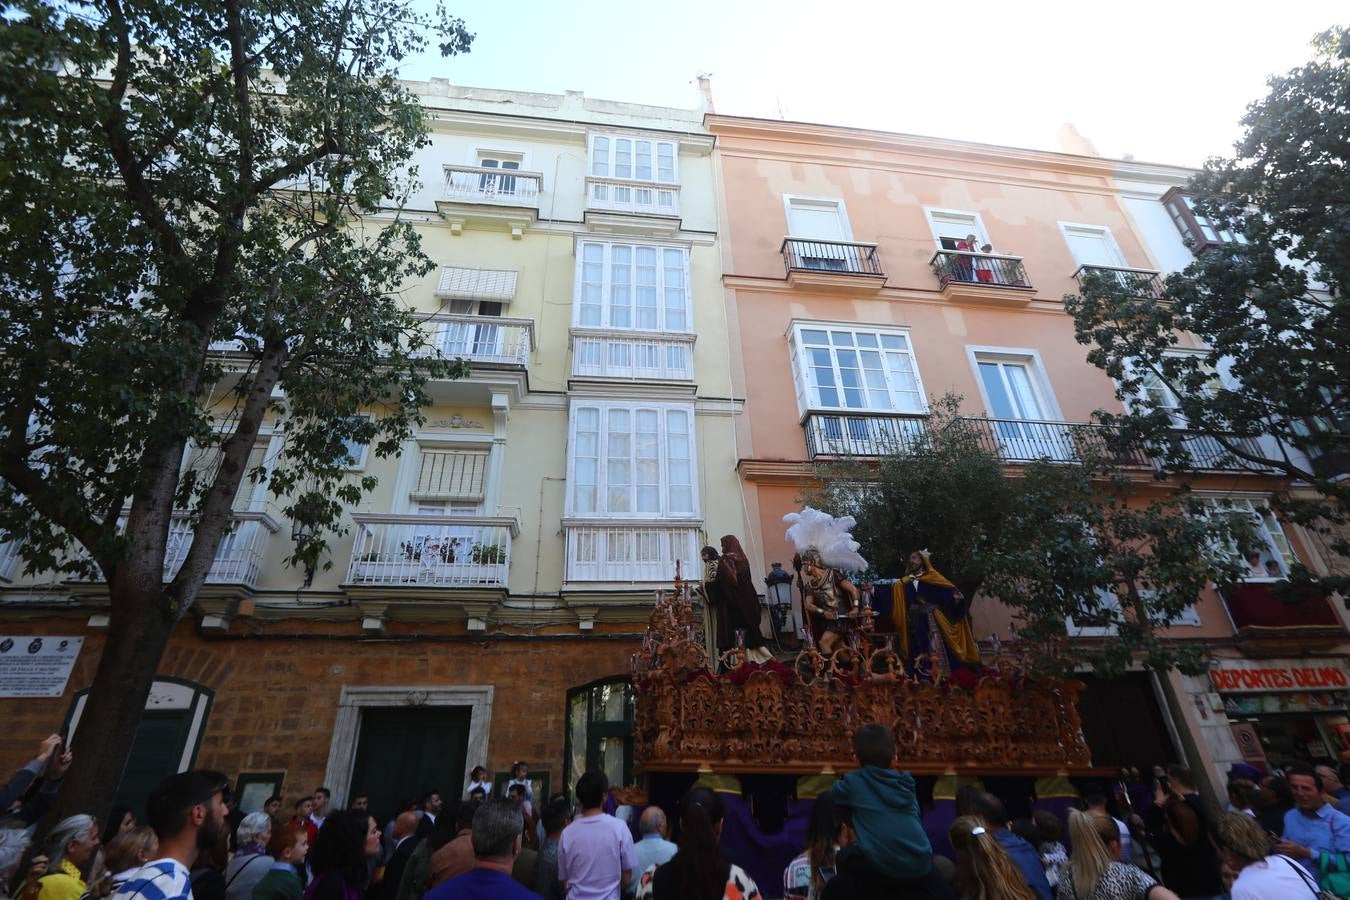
[345,514,516,589]
[585,176,680,217]
[1073,265,1165,299]
[930,250,1031,289]
[442,165,542,208]
[802,412,927,459]
[781,238,884,278]
[959,417,1150,466]
[564,521,700,583]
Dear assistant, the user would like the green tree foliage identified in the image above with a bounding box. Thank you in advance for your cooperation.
[1065,27,1350,588]
[805,396,1250,677]
[0,0,472,818]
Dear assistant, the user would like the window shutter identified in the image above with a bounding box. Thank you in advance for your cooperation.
[413,449,489,501]
[436,267,518,303]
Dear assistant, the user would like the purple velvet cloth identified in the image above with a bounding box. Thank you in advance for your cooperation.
[713,791,812,896]
[922,799,958,859]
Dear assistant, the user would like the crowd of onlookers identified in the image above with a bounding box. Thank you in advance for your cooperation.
[2,731,1349,900]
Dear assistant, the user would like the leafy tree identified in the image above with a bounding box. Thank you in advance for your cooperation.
[0,0,472,819]
[805,396,1251,677]
[1065,27,1350,589]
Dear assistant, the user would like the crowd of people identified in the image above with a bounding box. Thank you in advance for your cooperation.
[3,731,1350,900]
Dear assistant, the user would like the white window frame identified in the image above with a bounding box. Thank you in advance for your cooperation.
[588,134,678,184]
[1120,349,1224,428]
[782,195,855,241]
[573,240,692,334]
[1057,222,1128,268]
[965,346,1065,421]
[923,207,992,250]
[565,400,700,519]
[787,321,928,417]
[1067,587,1202,636]
[1193,494,1298,583]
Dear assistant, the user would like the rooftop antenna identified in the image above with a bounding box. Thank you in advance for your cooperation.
[775,95,786,119]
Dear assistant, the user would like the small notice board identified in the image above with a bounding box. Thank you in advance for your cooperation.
[0,636,84,698]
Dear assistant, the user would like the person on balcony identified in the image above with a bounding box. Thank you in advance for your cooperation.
[892,550,980,681]
[975,244,997,283]
[956,234,978,281]
[715,535,773,665]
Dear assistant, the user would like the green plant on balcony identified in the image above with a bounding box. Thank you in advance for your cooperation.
[471,542,505,565]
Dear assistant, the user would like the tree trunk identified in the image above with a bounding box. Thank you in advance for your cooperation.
[49,580,176,825]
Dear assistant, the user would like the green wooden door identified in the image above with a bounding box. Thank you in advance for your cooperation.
[115,710,195,819]
[350,706,471,825]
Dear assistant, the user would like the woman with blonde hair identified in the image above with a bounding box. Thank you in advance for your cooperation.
[1057,809,1178,900]
[948,815,1038,900]
[1210,810,1318,899]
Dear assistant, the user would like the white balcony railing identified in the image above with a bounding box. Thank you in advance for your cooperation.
[165,512,277,586]
[585,177,680,217]
[423,314,534,368]
[564,522,700,583]
[570,329,695,381]
[443,165,542,208]
[0,538,23,582]
[346,514,515,589]
[70,511,278,587]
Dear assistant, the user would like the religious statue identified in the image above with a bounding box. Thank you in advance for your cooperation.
[891,550,980,679]
[715,535,773,665]
[784,507,870,655]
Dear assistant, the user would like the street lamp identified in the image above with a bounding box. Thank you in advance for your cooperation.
[764,562,795,651]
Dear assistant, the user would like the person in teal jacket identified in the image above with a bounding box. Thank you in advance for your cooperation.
[830,724,934,880]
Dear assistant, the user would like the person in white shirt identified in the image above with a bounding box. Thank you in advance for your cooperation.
[309,788,330,830]
[1212,810,1318,899]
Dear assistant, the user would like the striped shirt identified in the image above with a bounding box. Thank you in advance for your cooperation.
[110,858,194,900]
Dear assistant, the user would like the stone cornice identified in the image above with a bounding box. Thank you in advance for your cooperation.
[706,114,1123,179]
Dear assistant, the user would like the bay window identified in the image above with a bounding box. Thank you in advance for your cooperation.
[576,241,689,332]
[568,402,698,517]
[1195,497,1296,580]
[589,135,677,183]
[788,324,925,414]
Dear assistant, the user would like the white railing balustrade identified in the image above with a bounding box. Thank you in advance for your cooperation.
[346,514,515,589]
[443,165,542,207]
[421,314,534,368]
[564,522,700,583]
[570,329,695,381]
[163,512,277,586]
[0,538,23,582]
[70,512,278,587]
[585,177,680,217]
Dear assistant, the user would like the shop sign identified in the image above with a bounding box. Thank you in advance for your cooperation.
[1230,722,1269,768]
[0,636,84,698]
[1210,663,1349,693]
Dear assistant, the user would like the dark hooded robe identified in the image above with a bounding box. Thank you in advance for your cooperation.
[716,535,768,652]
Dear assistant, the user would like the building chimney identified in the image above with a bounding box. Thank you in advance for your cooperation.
[697,74,715,114]
[1056,123,1099,157]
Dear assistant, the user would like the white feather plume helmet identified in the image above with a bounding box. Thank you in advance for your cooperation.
[783,506,869,573]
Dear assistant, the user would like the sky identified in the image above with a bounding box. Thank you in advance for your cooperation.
[396,0,1345,168]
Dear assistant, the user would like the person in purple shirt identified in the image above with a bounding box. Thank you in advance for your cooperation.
[558,771,636,900]
[424,799,540,900]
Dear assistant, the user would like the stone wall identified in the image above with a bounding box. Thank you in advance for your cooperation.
[0,615,638,805]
